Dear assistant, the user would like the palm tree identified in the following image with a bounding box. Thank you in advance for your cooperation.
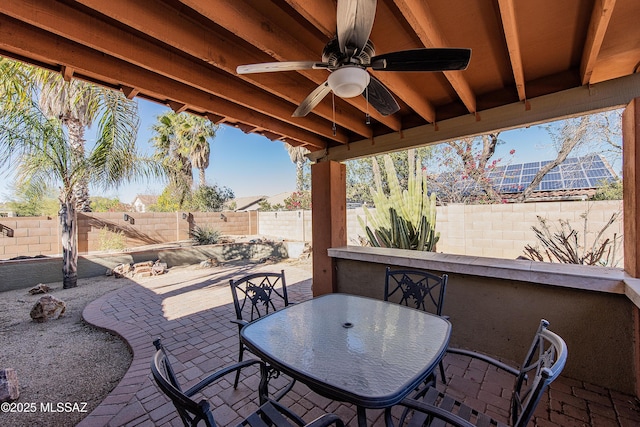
[284,143,310,191]
[179,114,216,188]
[0,58,158,288]
[34,69,140,212]
[151,112,217,203]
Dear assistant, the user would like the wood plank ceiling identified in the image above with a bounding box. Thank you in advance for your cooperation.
[1,0,639,161]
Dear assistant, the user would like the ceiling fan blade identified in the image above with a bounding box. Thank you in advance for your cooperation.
[292,81,332,117]
[365,76,399,116]
[336,0,377,54]
[370,48,471,72]
[237,61,329,74]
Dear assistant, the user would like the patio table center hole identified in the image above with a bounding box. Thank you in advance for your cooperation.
[342,322,354,328]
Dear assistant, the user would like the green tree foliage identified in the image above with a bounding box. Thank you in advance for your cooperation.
[359,149,439,251]
[90,197,128,212]
[149,186,182,212]
[591,179,623,200]
[0,58,159,287]
[258,200,284,211]
[151,111,217,206]
[189,184,234,212]
[150,184,234,212]
[6,185,59,216]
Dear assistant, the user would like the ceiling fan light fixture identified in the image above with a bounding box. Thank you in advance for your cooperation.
[328,67,370,98]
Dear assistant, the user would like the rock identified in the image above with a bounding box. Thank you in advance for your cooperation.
[28,283,50,295]
[30,295,66,323]
[152,261,167,275]
[0,368,19,402]
[112,263,132,278]
[198,258,220,268]
[133,260,154,269]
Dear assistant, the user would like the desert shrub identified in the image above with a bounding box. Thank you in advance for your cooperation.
[97,228,127,251]
[190,226,222,245]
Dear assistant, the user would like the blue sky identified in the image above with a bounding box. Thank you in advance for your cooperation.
[0,98,299,204]
[0,98,622,204]
[103,99,299,203]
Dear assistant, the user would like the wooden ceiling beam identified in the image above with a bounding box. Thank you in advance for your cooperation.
[60,64,74,82]
[0,0,346,144]
[313,72,640,162]
[580,0,617,85]
[0,15,328,149]
[497,0,526,102]
[121,85,139,100]
[74,0,373,139]
[205,113,226,125]
[392,0,477,114]
[167,101,188,113]
[283,0,335,38]
[180,0,402,131]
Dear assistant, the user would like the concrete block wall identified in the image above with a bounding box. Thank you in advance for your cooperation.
[192,211,257,236]
[258,210,311,242]
[434,200,624,262]
[0,216,59,258]
[0,202,623,261]
[347,201,623,262]
[1,211,258,259]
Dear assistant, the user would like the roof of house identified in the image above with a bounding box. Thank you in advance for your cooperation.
[132,195,159,206]
[228,195,267,211]
[264,192,293,207]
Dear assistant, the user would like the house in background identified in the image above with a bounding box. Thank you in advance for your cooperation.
[226,192,294,212]
[131,195,159,213]
[225,195,266,212]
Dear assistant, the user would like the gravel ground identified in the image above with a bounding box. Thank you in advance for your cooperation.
[0,275,133,427]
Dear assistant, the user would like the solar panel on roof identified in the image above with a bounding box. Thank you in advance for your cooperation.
[486,154,617,194]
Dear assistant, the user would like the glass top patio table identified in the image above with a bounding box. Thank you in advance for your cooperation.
[241,293,451,426]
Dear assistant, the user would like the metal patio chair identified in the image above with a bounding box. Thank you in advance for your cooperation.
[397,319,568,427]
[384,267,449,383]
[151,339,344,427]
[229,270,295,394]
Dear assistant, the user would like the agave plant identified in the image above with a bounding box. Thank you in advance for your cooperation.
[358,149,439,251]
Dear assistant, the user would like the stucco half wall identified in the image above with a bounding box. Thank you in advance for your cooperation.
[329,246,637,396]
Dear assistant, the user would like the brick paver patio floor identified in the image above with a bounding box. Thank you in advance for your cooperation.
[79,261,640,427]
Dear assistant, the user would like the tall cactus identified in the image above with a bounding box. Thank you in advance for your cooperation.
[358,150,439,251]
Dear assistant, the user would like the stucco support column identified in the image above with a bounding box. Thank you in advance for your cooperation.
[623,97,640,398]
[311,161,346,296]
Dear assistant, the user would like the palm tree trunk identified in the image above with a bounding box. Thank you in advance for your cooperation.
[67,118,92,212]
[296,160,304,191]
[199,167,206,188]
[60,199,78,289]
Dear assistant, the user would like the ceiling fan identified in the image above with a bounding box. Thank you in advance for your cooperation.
[236,0,471,119]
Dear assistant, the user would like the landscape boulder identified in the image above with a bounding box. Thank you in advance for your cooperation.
[30,295,66,323]
[151,260,168,275]
[0,368,19,402]
[28,283,50,295]
[111,263,133,278]
[199,258,220,268]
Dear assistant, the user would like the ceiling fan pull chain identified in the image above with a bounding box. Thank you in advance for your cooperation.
[332,92,337,136]
[365,86,371,125]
